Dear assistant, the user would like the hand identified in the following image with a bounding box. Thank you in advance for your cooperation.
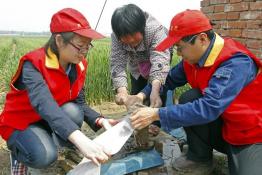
[150,91,162,108]
[130,107,160,130]
[98,118,119,130]
[125,93,144,109]
[68,130,110,165]
[150,79,162,107]
[115,92,128,105]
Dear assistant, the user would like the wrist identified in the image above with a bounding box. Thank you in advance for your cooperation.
[153,108,160,121]
[95,116,105,127]
[136,92,146,101]
[117,87,128,95]
[151,80,161,94]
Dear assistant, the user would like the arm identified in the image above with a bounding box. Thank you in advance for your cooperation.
[159,55,258,132]
[74,88,101,131]
[131,55,257,130]
[23,61,110,164]
[148,26,171,106]
[22,61,79,141]
[110,33,129,91]
[140,61,187,100]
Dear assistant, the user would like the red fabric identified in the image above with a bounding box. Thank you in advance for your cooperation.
[50,8,104,39]
[0,48,87,140]
[156,10,212,51]
[183,38,262,145]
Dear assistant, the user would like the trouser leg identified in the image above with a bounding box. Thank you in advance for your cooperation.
[7,123,58,169]
[228,143,262,175]
[179,89,228,162]
[7,102,84,168]
[52,102,84,148]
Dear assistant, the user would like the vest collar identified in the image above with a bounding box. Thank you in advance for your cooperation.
[45,48,60,69]
[203,33,224,67]
[45,48,85,71]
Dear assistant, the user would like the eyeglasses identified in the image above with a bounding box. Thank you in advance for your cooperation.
[69,41,94,54]
[175,34,198,53]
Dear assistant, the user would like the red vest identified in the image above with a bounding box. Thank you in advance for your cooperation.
[184,35,262,145]
[0,48,87,140]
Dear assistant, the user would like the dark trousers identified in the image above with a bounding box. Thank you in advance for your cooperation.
[180,88,262,175]
[130,75,167,127]
[130,75,166,106]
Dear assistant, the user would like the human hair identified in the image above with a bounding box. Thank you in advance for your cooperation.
[111,4,146,39]
[181,29,215,44]
[44,32,75,58]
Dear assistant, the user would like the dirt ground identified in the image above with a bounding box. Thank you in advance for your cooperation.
[0,101,228,175]
[0,102,127,175]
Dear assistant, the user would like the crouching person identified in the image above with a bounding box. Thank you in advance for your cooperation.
[0,8,117,175]
[129,10,262,175]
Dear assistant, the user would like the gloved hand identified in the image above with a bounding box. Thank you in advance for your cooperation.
[97,117,119,130]
[68,130,109,165]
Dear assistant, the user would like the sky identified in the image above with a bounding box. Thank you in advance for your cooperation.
[0,0,200,36]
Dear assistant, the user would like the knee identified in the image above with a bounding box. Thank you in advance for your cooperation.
[61,102,84,127]
[179,88,202,104]
[28,145,58,169]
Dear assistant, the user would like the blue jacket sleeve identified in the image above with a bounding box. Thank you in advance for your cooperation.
[159,54,258,132]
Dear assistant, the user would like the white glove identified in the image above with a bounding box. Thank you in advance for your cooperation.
[68,130,109,165]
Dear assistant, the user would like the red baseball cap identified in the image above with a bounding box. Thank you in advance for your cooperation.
[156,9,212,51]
[50,8,104,39]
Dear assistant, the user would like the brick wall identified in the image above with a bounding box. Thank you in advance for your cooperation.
[201,0,262,58]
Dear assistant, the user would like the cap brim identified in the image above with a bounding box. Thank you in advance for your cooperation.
[74,28,105,39]
[155,36,180,51]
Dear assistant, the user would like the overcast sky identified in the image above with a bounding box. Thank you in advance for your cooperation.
[0,0,200,35]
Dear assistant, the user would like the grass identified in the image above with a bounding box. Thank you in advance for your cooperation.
[0,36,189,104]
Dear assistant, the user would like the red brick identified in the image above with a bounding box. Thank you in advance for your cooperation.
[247,39,262,49]
[250,1,262,10]
[201,6,215,13]
[215,29,229,37]
[212,13,228,20]
[210,0,228,5]
[242,30,262,39]
[212,21,222,28]
[214,5,225,12]
[240,11,262,20]
[228,29,242,37]
[201,0,210,7]
[230,0,242,3]
[221,21,246,29]
[227,12,240,19]
[233,38,247,45]
[224,2,249,12]
[246,20,262,29]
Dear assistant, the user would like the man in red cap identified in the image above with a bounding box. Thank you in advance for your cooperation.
[0,8,117,174]
[129,9,262,174]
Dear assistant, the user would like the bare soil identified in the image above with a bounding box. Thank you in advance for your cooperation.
[0,102,228,175]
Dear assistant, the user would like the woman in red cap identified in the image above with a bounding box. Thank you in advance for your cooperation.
[0,8,116,174]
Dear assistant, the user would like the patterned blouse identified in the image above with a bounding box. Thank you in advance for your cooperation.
[110,12,172,90]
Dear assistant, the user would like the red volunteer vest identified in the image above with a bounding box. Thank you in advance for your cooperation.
[183,35,262,145]
[0,48,87,140]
